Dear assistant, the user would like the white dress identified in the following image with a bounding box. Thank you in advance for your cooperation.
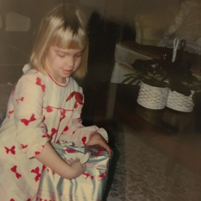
[0,64,108,201]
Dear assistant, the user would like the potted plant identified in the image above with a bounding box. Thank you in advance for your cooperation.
[122,59,169,110]
[162,60,201,112]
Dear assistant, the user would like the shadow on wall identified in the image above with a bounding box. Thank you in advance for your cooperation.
[87,11,135,80]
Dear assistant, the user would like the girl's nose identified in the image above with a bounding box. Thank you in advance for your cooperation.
[66,56,75,67]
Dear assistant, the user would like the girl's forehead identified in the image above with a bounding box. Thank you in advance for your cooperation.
[51,46,83,53]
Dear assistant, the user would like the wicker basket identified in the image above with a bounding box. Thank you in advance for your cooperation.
[137,82,169,110]
[166,90,194,112]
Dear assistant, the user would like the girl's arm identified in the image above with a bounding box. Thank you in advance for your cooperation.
[35,141,85,179]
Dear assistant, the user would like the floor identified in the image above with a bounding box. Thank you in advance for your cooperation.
[106,121,201,201]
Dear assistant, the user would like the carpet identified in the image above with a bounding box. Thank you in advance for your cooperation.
[106,122,201,201]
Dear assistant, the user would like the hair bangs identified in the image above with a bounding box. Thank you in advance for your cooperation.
[51,27,87,50]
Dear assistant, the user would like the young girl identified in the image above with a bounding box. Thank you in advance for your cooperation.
[0,4,111,201]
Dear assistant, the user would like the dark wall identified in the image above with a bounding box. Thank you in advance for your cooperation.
[0,0,63,83]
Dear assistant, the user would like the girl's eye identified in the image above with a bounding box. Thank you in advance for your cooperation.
[75,54,82,58]
[57,53,66,58]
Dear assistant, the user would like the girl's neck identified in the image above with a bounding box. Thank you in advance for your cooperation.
[44,65,66,84]
[47,72,70,88]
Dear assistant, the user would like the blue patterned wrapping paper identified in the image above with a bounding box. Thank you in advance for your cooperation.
[36,143,110,201]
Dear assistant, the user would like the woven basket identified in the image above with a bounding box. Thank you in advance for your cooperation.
[166,90,194,112]
[137,82,169,110]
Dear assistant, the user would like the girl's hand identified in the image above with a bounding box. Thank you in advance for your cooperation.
[69,158,86,179]
[64,158,74,165]
[86,132,113,159]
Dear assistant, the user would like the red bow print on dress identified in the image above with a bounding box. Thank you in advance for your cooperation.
[12,87,16,95]
[61,126,69,135]
[66,92,84,104]
[8,110,14,118]
[42,165,56,174]
[10,165,21,179]
[45,106,53,113]
[5,146,15,154]
[42,134,51,139]
[64,126,69,131]
[82,136,87,145]
[35,151,41,155]
[21,144,28,149]
[50,128,57,137]
[36,77,45,92]
[60,109,66,122]
[16,97,24,104]
[20,114,36,126]
[42,165,46,172]
[31,167,41,182]
[42,128,57,139]
[74,102,78,108]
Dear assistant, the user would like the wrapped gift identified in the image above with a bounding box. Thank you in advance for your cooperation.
[36,142,110,201]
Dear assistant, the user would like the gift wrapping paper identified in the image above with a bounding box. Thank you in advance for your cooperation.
[36,143,110,201]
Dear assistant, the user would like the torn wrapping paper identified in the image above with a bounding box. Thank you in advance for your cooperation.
[36,142,110,201]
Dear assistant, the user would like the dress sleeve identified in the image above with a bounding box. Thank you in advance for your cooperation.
[12,73,49,159]
[59,87,108,146]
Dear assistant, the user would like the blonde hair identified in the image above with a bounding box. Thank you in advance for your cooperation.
[30,4,88,78]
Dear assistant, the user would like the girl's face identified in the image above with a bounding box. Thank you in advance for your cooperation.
[45,46,83,83]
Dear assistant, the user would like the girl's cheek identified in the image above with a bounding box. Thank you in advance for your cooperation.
[77,58,82,65]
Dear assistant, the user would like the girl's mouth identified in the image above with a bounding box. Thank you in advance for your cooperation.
[63,69,73,75]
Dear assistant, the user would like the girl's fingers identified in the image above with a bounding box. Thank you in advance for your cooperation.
[99,141,113,159]
[68,159,74,164]
[74,157,80,162]
[64,158,70,164]
[107,147,112,159]
[64,158,74,165]
[82,164,86,172]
